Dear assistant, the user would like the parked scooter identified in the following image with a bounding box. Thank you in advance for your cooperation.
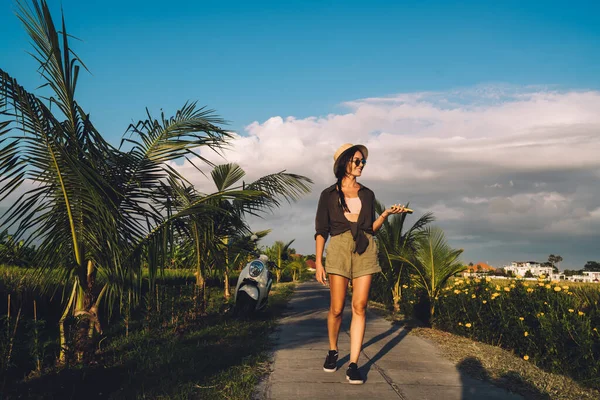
[234,235,275,316]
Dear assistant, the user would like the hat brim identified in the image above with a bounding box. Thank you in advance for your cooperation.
[333,144,368,175]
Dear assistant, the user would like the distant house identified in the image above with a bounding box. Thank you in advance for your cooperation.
[503,261,553,278]
[462,262,495,277]
[566,271,600,283]
[466,262,495,273]
[306,259,316,272]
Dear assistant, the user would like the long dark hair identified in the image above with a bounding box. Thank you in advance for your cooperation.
[334,146,363,213]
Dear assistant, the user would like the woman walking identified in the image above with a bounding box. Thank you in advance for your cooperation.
[314,143,408,384]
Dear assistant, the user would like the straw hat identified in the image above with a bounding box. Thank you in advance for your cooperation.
[332,143,369,174]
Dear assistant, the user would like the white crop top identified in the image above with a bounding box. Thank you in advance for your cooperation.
[343,197,362,216]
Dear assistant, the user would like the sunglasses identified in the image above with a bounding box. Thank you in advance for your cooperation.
[350,158,367,167]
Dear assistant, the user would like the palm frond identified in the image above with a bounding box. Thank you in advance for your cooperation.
[211,163,246,191]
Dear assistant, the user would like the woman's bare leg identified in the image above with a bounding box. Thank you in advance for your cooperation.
[327,274,349,351]
[349,274,372,363]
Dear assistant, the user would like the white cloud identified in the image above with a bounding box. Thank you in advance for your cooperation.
[169,85,600,268]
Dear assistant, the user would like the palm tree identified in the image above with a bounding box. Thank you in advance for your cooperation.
[0,1,312,363]
[266,240,295,283]
[395,226,465,320]
[375,201,434,312]
[287,255,309,282]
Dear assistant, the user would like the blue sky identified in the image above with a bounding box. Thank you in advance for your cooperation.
[2,0,599,140]
[2,0,600,267]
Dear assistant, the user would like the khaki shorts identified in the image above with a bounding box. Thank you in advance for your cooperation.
[325,231,382,279]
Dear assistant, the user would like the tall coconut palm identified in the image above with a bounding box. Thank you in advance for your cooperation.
[0,0,312,363]
[395,226,465,320]
[375,201,434,312]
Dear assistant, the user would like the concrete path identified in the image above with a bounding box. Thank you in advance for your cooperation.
[260,280,523,400]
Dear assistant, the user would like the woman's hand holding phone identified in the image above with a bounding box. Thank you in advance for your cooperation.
[387,204,413,215]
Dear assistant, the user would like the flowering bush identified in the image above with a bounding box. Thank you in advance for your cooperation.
[433,277,600,388]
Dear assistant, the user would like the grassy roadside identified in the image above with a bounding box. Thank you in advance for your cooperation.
[3,283,295,400]
[368,300,600,400]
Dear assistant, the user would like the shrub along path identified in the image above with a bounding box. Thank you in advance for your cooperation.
[259,280,523,400]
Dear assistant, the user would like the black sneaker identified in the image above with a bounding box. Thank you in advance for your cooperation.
[323,350,338,372]
[346,362,364,384]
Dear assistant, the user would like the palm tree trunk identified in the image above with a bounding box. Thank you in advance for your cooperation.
[277,252,282,283]
[72,260,100,363]
[224,267,231,298]
[223,236,230,298]
[58,280,78,364]
[392,282,401,313]
[193,223,205,288]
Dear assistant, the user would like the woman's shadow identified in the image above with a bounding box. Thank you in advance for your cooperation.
[337,320,412,382]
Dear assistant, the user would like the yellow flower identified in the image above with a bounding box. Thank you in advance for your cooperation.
[485,277,491,282]
[551,280,559,284]
[482,300,487,304]
[519,317,524,321]
[510,284,516,288]
[471,294,476,299]
[562,285,569,290]
[568,309,574,313]
[496,285,501,291]
[544,302,548,305]
[458,322,463,326]
[545,284,551,289]
[524,283,529,287]
[454,289,461,294]
[524,331,529,337]
[465,323,472,328]
[402,284,409,289]
[523,355,529,361]
[516,274,523,279]
[504,287,511,292]
[594,328,598,332]
[539,274,546,279]
[540,312,545,316]
[578,311,584,316]
[485,288,489,291]
[475,278,481,283]
[554,286,561,292]
[527,288,534,293]
[538,283,545,287]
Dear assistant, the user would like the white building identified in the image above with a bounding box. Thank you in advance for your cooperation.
[503,261,553,278]
[566,271,600,283]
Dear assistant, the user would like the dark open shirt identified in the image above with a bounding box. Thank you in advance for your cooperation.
[314,183,376,254]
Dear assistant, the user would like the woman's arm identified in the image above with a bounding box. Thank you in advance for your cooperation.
[315,235,327,284]
[373,201,410,233]
[373,211,390,233]
[315,191,329,285]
